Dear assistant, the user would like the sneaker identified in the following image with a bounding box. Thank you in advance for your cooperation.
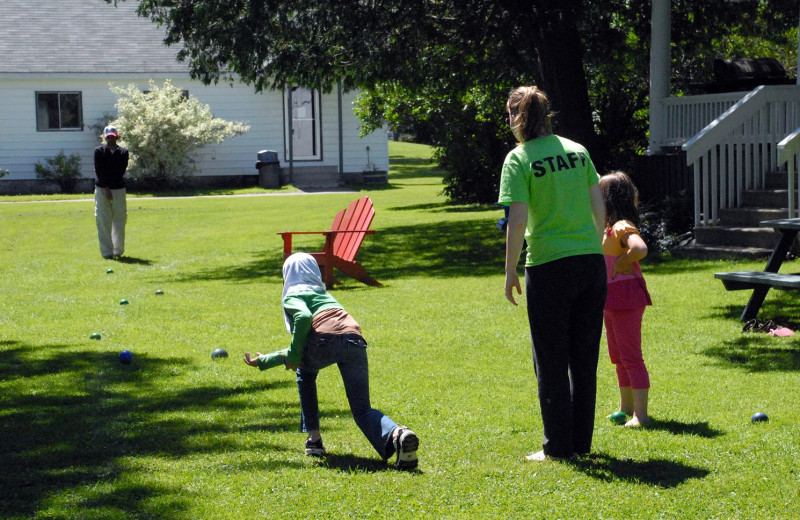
[305,437,326,457]
[393,426,419,470]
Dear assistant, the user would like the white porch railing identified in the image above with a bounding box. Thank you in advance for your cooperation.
[661,92,746,148]
[682,85,800,226]
[779,127,800,217]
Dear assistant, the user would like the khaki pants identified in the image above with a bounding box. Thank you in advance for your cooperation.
[94,186,127,258]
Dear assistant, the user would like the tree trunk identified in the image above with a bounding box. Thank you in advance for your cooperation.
[534,0,598,153]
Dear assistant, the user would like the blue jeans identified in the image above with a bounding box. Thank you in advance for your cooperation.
[296,334,398,459]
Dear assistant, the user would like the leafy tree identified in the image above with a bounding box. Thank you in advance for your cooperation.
[109,80,249,188]
[110,0,594,202]
[34,151,83,193]
[110,0,797,202]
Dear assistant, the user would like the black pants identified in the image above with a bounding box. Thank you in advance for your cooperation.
[525,254,607,458]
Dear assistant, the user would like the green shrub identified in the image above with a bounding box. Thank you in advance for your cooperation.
[0,168,9,179]
[34,151,83,193]
[109,80,249,190]
[639,190,694,253]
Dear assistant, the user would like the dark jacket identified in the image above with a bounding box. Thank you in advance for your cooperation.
[94,144,129,189]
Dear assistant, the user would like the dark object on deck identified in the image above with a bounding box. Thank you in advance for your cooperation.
[708,58,793,93]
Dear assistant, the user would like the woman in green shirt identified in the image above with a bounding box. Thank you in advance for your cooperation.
[498,86,607,461]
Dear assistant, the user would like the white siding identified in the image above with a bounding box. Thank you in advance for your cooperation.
[1,77,105,180]
[0,76,388,181]
[336,89,390,174]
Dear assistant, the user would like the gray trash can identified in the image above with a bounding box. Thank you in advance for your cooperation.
[256,150,281,189]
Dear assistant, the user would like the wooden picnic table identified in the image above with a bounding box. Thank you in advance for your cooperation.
[714,218,800,321]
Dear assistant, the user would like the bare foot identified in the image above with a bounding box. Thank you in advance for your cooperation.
[524,450,571,462]
[624,416,651,428]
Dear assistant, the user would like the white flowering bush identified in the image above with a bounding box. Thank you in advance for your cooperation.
[110,80,249,188]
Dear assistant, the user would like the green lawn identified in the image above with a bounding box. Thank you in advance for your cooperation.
[2,141,799,519]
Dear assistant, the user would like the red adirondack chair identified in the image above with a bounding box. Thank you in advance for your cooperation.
[278,196,382,289]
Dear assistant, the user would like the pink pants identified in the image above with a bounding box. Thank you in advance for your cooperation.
[604,307,650,389]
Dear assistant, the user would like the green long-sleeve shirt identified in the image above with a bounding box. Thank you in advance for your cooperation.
[257,289,341,369]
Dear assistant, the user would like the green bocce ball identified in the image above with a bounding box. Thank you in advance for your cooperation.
[609,411,627,425]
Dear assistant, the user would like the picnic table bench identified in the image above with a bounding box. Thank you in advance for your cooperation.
[714,218,800,321]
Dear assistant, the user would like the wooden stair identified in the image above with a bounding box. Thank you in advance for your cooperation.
[675,172,790,259]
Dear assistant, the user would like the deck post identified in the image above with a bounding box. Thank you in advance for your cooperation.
[647,0,671,155]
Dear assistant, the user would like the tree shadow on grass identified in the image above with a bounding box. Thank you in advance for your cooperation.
[168,219,505,285]
[0,341,298,519]
[701,334,800,372]
[344,182,403,192]
[388,157,436,164]
[388,201,499,214]
[568,452,710,488]
[386,158,442,180]
[637,256,732,274]
[710,297,800,325]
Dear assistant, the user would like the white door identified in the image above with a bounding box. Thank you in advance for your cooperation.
[286,87,321,160]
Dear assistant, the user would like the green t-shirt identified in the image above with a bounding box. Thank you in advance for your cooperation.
[498,134,601,267]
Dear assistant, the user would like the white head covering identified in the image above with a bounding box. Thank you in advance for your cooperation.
[282,253,326,333]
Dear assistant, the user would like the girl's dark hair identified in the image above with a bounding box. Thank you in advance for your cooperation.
[598,171,640,228]
[506,86,553,143]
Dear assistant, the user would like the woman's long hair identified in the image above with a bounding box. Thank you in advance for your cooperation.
[598,171,640,228]
[506,86,553,143]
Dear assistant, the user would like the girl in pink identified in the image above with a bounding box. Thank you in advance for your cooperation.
[599,172,653,427]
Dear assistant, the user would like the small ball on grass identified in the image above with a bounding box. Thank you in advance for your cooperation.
[211,348,229,360]
[107,268,114,274]
[119,350,133,365]
[90,333,101,340]
[609,411,627,425]
[155,289,164,295]
[751,412,768,423]
[119,299,129,305]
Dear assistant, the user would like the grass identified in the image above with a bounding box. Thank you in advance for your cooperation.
[2,141,800,519]
[0,184,299,203]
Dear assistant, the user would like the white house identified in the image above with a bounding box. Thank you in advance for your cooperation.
[0,0,389,194]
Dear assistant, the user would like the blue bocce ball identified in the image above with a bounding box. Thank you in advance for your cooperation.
[119,349,133,365]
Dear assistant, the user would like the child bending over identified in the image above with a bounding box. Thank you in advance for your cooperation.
[245,253,419,469]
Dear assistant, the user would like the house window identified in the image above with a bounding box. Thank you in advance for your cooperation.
[36,92,83,131]
[284,87,322,161]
